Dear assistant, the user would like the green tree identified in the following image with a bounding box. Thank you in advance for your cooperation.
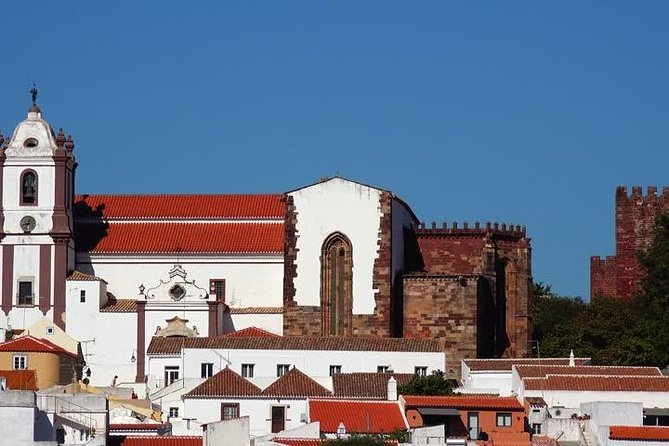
[397,370,455,396]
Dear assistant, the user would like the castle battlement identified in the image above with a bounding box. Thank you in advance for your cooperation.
[616,185,669,204]
[416,221,526,237]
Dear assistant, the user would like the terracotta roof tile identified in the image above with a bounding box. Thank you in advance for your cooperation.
[525,397,547,407]
[75,194,284,220]
[185,367,261,398]
[0,369,38,390]
[333,373,414,399]
[67,270,107,282]
[110,423,171,431]
[148,336,442,356]
[77,222,284,254]
[531,436,558,446]
[609,426,669,441]
[100,298,138,313]
[120,436,200,446]
[261,368,331,398]
[274,439,325,446]
[464,358,590,372]
[515,364,662,378]
[0,335,76,357]
[524,375,669,392]
[403,395,523,410]
[222,326,280,338]
[309,399,407,433]
[228,307,283,314]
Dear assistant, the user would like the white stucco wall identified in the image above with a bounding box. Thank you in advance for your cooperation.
[465,371,513,396]
[0,391,38,446]
[76,256,283,309]
[184,397,307,437]
[289,178,382,314]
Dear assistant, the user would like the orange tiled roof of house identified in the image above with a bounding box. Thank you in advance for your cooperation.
[228,307,283,314]
[78,222,284,254]
[147,336,442,355]
[464,358,590,371]
[531,435,558,446]
[514,364,662,378]
[609,425,669,441]
[332,372,414,399]
[261,367,331,398]
[75,194,284,220]
[67,270,107,282]
[275,439,398,446]
[120,436,201,446]
[308,399,407,434]
[403,395,524,410]
[0,369,38,390]
[0,335,76,357]
[222,326,280,338]
[100,298,138,313]
[524,375,669,392]
[185,367,261,398]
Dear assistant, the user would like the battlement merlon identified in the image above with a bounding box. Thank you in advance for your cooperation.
[590,255,617,267]
[415,220,527,238]
[616,185,669,204]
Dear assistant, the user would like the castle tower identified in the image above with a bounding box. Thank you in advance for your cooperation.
[0,100,76,330]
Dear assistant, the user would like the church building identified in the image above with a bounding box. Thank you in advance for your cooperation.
[0,101,532,386]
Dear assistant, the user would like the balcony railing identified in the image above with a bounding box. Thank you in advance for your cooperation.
[16,294,34,306]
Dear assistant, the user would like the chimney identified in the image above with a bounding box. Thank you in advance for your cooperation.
[387,376,397,401]
[569,349,575,367]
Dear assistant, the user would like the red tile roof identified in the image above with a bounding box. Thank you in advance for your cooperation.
[403,395,524,411]
[274,439,325,446]
[110,423,171,431]
[0,335,76,357]
[120,436,201,446]
[514,364,662,378]
[78,222,284,254]
[75,194,284,220]
[609,426,669,441]
[185,367,261,398]
[464,358,590,372]
[228,307,283,314]
[148,336,442,355]
[524,375,669,392]
[222,326,280,338]
[332,373,414,399]
[100,298,138,313]
[261,367,331,398]
[67,270,107,282]
[532,436,558,446]
[0,369,38,390]
[309,399,407,434]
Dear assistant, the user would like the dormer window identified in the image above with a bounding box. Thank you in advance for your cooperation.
[23,138,38,148]
[20,170,37,206]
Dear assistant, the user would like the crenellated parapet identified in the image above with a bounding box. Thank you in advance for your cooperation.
[616,185,669,205]
[416,221,527,238]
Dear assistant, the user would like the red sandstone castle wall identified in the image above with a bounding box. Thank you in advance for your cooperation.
[591,186,669,299]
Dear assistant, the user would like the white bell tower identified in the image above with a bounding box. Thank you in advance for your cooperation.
[0,92,76,331]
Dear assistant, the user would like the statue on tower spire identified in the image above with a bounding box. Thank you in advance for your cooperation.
[30,83,38,106]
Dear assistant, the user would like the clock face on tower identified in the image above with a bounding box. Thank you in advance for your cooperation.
[20,215,36,233]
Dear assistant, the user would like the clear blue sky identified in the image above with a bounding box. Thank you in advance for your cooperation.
[1,2,668,298]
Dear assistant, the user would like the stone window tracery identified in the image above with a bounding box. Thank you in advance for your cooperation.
[320,232,353,336]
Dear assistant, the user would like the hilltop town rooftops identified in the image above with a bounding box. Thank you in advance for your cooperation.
[147,336,443,355]
[403,395,524,411]
[514,364,662,378]
[523,375,669,392]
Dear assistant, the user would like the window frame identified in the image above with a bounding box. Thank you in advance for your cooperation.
[496,412,513,427]
[201,363,214,379]
[169,407,179,418]
[164,366,180,387]
[17,279,34,306]
[415,366,428,376]
[377,365,390,373]
[276,364,290,377]
[20,169,38,206]
[329,365,342,376]
[13,354,28,370]
[80,290,86,303]
[241,363,255,378]
[221,403,240,421]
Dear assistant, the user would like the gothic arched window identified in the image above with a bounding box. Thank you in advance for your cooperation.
[20,170,38,206]
[320,232,353,336]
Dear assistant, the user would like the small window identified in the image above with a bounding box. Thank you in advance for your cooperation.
[377,365,390,373]
[329,365,342,376]
[169,407,179,418]
[80,290,86,303]
[415,366,427,376]
[13,355,27,370]
[46,326,55,335]
[20,170,38,206]
[201,363,214,378]
[241,364,255,378]
[164,366,180,386]
[277,364,290,377]
[532,423,542,434]
[18,281,33,306]
[221,403,239,420]
[209,279,226,302]
[496,412,512,427]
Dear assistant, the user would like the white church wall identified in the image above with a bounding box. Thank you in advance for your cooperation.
[3,162,56,234]
[290,178,382,314]
[76,256,283,309]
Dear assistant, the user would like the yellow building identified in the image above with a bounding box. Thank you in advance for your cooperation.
[0,335,80,389]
